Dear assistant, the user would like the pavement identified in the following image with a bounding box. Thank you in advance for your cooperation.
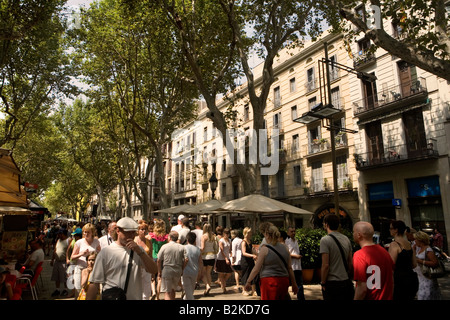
[22,256,450,301]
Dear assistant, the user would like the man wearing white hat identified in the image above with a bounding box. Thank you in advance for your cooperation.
[86,217,158,300]
[171,214,185,233]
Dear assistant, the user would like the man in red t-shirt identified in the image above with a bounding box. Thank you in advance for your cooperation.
[353,221,394,300]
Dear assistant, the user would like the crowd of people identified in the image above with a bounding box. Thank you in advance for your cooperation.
[8,213,449,301]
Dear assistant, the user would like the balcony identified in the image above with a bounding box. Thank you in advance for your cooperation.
[353,50,376,69]
[354,139,439,171]
[305,79,317,93]
[305,133,349,157]
[353,77,428,117]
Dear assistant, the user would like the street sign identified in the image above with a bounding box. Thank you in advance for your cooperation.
[392,198,402,208]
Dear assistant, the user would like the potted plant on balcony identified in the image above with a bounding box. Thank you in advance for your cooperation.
[296,228,326,283]
[319,138,328,150]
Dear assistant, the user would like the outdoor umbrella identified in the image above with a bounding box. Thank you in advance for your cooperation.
[154,203,192,214]
[183,199,225,214]
[183,199,225,226]
[218,194,313,215]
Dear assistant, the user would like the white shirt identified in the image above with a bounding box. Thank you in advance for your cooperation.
[99,234,114,249]
[90,242,144,300]
[231,237,243,266]
[192,229,203,248]
[285,237,302,270]
[171,224,183,233]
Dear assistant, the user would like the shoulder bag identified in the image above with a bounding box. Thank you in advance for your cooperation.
[328,233,351,277]
[102,250,134,300]
[421,248,446,279]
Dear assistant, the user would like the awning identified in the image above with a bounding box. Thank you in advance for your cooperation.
[0,206,31,215]
[0,148,28,208]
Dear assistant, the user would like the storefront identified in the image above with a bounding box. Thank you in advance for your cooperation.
[367,181,396,244]
[311,203,353,231]
[407,175,446,251]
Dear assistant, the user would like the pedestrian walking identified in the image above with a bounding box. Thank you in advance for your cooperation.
[320,213,354,301]
[240,227,257,296]
[215,228,233,293]
[200,223,218,296]
[148,218,168,300]
[157,231,187,300]
[85,217,158,300]
[388,220,418,300]
[353,221,394,300]
[244,225,298,300]
[70,223,101,297]
[182,232,202,300]
[50,228,69,297]
[231,229,243,291]
[413,231,442,300]
[285,226,305,300]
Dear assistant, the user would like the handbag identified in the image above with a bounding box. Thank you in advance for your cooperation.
[102,250,134,300]
[421,249,446,279]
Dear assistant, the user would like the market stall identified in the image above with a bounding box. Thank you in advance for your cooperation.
[0,149,30,262]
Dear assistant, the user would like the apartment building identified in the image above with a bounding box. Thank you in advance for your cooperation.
[349,14,450,247]
[165,31,361,230]
[118,24,449,248]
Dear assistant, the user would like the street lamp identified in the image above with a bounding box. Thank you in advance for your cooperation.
[209,171,218,199]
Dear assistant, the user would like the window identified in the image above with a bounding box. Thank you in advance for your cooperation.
[331,87,341,109]
[273,112,282,129]
[308,97,317,110]
[203,127,208,142]
[293,165,301,186]
[221,183,227,198]
[329,55,338,81]
[336,155,348,188]
[356,5,366,23]
[306,68,315,92]
[290,78,296,92]
[357,37,371,55]
[311,161,323,192]
[222,159,227,172]
[244,104,250,121]
[291,105,297,121]
[274,86,281,108]
[292,134,299,153]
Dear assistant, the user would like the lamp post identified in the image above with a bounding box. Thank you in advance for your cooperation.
[209,171,218,227]
[294,42,372,217]
[209,171,218,200]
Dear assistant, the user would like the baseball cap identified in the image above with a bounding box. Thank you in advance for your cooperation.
[117,217,139,232]
[177,214,185,221]
[72,228,82,236]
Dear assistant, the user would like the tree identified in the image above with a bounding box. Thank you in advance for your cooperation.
[75,0,199,219]
[323,0,450,81]
[219,0,322,193]
[161,0,324,195]
[55,99,119,218]
[8,112,66,199]
[0,0,76,148]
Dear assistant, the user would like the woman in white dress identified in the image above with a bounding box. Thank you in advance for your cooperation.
[413,231,441,300]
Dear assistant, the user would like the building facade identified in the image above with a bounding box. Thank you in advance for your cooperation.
[115,26,450,249]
